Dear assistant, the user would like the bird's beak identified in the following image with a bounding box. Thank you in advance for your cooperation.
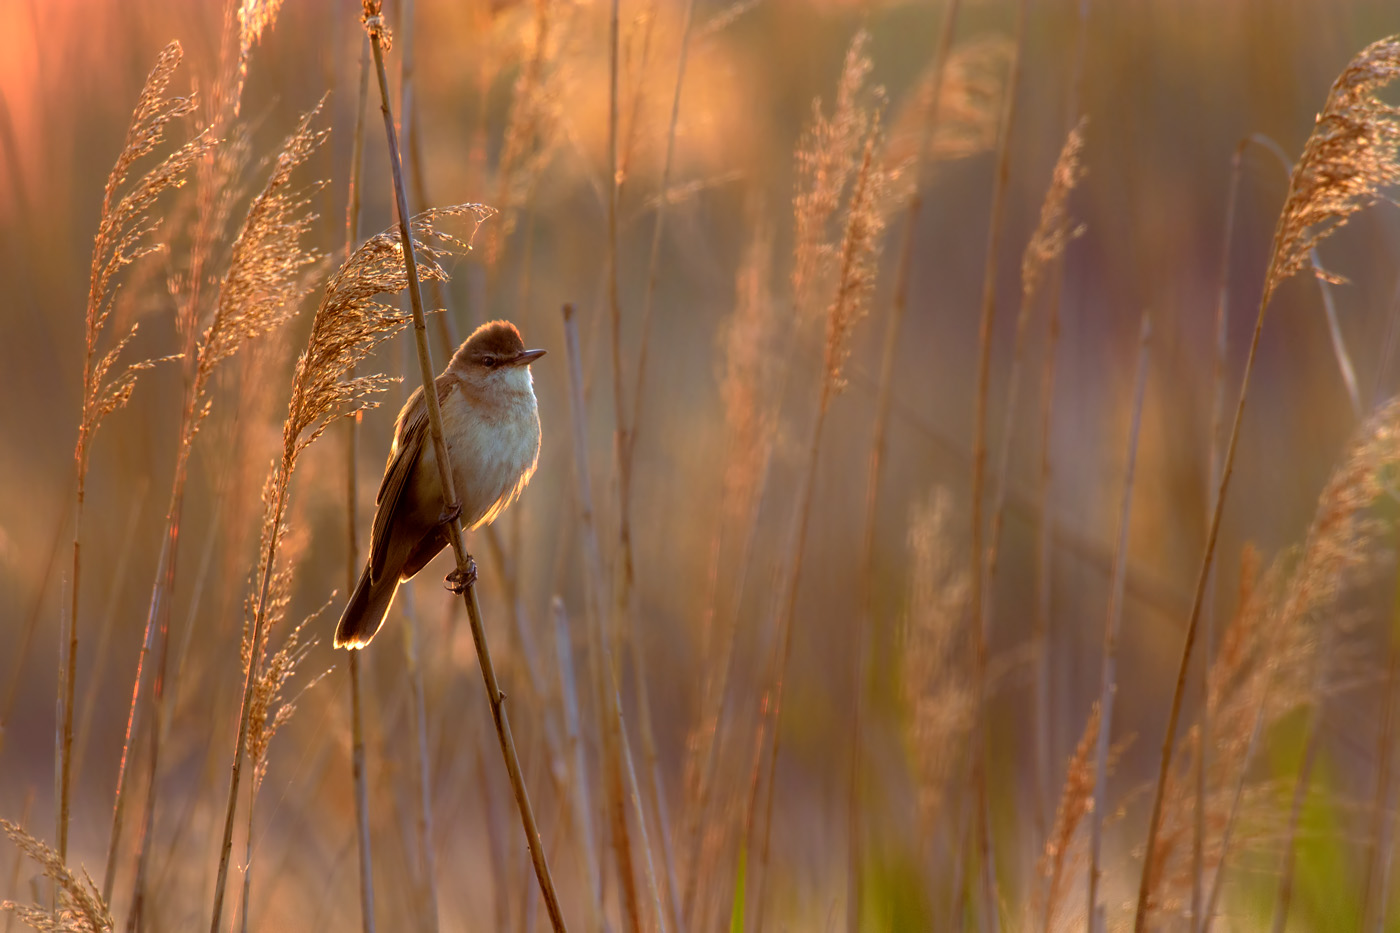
[511,348,547,366]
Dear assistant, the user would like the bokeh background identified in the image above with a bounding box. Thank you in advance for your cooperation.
[3,0,1400,930]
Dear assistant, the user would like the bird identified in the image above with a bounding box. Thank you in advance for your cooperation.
[335,319,544,649]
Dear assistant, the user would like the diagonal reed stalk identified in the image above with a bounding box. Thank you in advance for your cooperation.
[1134,36,1400,930]
[1190,136,1245,933]
[345,23,375,933]
[620,5,695,921]
[562,303,664,933]
[751,95,890,933]
[1085,312,1152,931]
[967,1,1028,926]
[848,4,961,928]
[357,6,568,930]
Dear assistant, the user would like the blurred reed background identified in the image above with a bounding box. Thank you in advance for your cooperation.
[2,0,1400,930]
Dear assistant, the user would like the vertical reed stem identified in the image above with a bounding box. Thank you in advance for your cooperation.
[360,9,567,929]
[1086,312,1152,930]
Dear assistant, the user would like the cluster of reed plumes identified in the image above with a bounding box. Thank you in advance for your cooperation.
[8,1,1400,931]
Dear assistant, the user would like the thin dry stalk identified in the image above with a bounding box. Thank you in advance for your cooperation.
[1361,585,1400,929]
[358,8,568,930]
[345,26,375,933]
[562,303,645,933]
[849,6,962,926]
[1033,0,1093,875]
[1135,37,1400,930]
[967,2,1029,927]
[1192,137,1246,933]
[1086,312,1152,930]
[676,211,779,930]
[752,65,891,930]
[401,608,440,933]
[207,198,484,930]
[551,599,606,933]
[628,0,695,466]
[621,9,699,915]
[64,40,208,871]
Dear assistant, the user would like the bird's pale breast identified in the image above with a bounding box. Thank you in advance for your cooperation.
[429,375,541,529]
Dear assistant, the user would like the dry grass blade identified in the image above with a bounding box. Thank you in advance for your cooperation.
[1,820,113,933]
[64,39,211,870]
[1135,37,1400,930]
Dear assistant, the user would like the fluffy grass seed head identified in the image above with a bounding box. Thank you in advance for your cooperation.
[80,42,212,463]
[1022,119,1087,308]
[282,204,495,464]
[1264,36,1400,304]
[0,820,113,932]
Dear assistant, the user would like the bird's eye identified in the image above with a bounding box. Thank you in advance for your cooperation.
[482,356,496,368]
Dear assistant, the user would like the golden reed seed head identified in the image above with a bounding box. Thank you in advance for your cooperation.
[1265,36,1400,304]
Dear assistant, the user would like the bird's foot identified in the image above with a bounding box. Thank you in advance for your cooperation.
[438,501,463,525]
[444,557,478,595]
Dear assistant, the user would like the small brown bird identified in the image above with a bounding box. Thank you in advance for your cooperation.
[335,320,544,649]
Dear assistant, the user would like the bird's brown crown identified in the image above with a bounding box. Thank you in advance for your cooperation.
[456,320,526,368]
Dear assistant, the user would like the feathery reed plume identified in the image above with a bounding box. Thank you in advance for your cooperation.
[791,32,876,318]
[1038,705,1099,933]
[1136,38,1400,930]
[208,205,489,932]
[900,490,974,848]
[1086,312,1151,929]
[1,821,113,933]
[751,33,893,928]
[61,40,209,869]
[110,104,327,912]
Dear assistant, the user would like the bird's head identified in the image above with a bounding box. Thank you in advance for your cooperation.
[451,320,546,393]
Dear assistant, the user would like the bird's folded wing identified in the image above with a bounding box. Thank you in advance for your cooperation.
[369,376,455,581]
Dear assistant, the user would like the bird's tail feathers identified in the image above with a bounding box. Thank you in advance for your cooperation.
[334,563,399,649]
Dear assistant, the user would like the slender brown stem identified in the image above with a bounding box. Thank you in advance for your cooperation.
[1086,312,1152,930]
[360,12,567,930]
[1192,138,1245,933]
[627,0,695,466]
[848,6,961,927]
[1132,233,1280,933]
[551,598,606,933]
[210,476,288,933]
[345,25,375,933]
[968,2,1028,927]
[562,302,642,933]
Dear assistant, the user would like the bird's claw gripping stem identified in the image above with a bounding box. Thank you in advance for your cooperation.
[439,501,463,525]
[445,557,477,595]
